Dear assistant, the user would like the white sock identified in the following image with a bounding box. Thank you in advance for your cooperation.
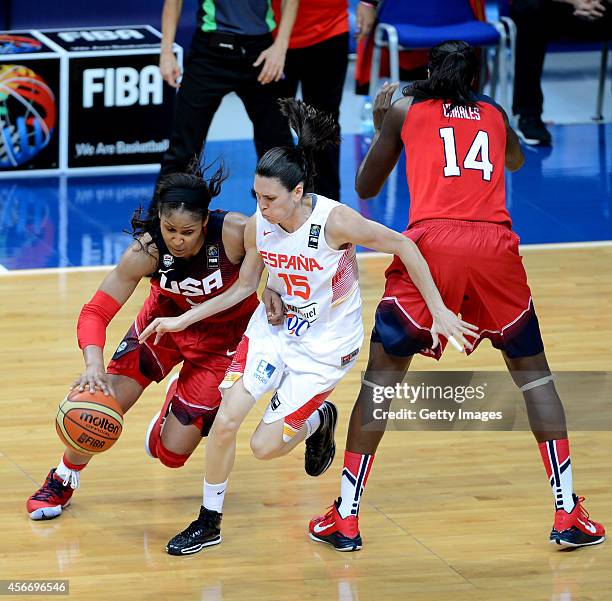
[305,409,322,439]
[203,479,228,514]
[56,458,81,489]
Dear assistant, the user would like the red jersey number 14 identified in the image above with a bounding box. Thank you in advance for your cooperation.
[439,127,493,182]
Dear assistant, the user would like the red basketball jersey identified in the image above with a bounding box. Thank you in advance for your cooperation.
[149,210,258,323]
[401,95,511,228]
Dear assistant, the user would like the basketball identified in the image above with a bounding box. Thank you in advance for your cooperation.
[55,389,124,455]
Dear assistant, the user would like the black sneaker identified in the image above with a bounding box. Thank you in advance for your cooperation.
[166,506,222,555]
[517,115,552,146]
[305,401,338,477]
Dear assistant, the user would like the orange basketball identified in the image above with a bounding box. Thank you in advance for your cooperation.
[55,389,124,454]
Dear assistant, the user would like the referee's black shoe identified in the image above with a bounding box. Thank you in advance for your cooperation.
[305,401,338,477]
[166,506,222,555]
[517,115,552,146]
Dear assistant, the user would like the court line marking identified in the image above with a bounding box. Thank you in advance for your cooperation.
[1,239,611,276]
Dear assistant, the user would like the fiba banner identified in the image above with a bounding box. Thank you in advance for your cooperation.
[68,53,172,168]
[41,27,163,53]
[0,33,61,171]
[0,26,181,175]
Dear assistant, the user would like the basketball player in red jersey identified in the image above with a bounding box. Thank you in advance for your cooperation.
[310,41,605,551]
[26,162,265,521]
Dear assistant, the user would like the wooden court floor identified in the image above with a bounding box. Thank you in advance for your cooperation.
[1,247,611,601]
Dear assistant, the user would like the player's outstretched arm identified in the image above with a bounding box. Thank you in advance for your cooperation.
[224,212,284,325]
[356,83,408,199]
[75,239,158,395]
[326,206,478,352]
[138,216,265,344]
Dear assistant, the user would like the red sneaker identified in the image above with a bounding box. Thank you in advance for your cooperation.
[145,373,178,458]
[309,499,362,551]
[27,469,74,521]
[550,495,605,548]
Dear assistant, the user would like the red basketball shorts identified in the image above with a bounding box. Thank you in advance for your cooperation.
[107,292,253,430]
[372,219,544,360]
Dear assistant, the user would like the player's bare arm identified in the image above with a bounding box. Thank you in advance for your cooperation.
[356,83,410,199]
[138,217,265,344]
[223,212,284,324]
[326,205,478,351]
[222,211,250,264]
[501,107,525,172]
[75,239,158,395]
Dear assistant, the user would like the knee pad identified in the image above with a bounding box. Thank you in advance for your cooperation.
[156,439,191,469]
[518,374,554,393]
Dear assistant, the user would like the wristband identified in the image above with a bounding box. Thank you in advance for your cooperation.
[77,290,122,350]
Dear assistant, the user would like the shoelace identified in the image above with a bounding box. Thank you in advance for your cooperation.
[180,511,218,538]
[306,408,327,454]
[59,469,80,490]
[318,505,335,526]
[31,473,69,501]
[576,497,592,523]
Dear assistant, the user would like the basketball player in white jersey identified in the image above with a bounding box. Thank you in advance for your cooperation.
[138,99,477,555]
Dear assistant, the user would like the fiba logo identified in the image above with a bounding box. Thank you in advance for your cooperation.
[83,66,163,108]
[58,29,145,43]
[0,34,43,55]
[0,65,56,168]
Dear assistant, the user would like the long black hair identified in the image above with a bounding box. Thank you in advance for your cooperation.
[404,40,479,112]
[130,158,228,252]
[255,98,340,194]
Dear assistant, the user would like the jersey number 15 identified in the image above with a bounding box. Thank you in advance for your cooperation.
[278,272,311,300]
[439,127,493,181]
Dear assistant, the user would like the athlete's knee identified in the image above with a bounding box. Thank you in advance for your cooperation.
[251,430,282,461]
[517,373,555,394]
[210,410,241,444]
[250,435,277,461]
[157,439,191,468]
[504,352,554,392]
[366,334,414,388]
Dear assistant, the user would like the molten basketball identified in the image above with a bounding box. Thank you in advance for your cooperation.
[55,389,123,454]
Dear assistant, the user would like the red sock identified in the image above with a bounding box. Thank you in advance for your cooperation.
[538,439,574,512]
[337,451,374,519]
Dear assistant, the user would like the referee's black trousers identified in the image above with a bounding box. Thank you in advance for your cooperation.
[276,33,349,201]
[511,0,612,118]
[160,30,293,177]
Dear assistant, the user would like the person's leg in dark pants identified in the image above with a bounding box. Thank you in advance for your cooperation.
[510,0,554,145]
[511,0,548,119]
[236,37,293,160]
[159,35,233,177]
[512,0,612,145]
[294,33,349,200]
[238,80,294,159]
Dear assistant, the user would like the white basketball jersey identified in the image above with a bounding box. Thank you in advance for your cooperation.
[256,194,364,358]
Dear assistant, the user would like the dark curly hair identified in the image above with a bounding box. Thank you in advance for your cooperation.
[130,158,228,253]
[403,40,479,113]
